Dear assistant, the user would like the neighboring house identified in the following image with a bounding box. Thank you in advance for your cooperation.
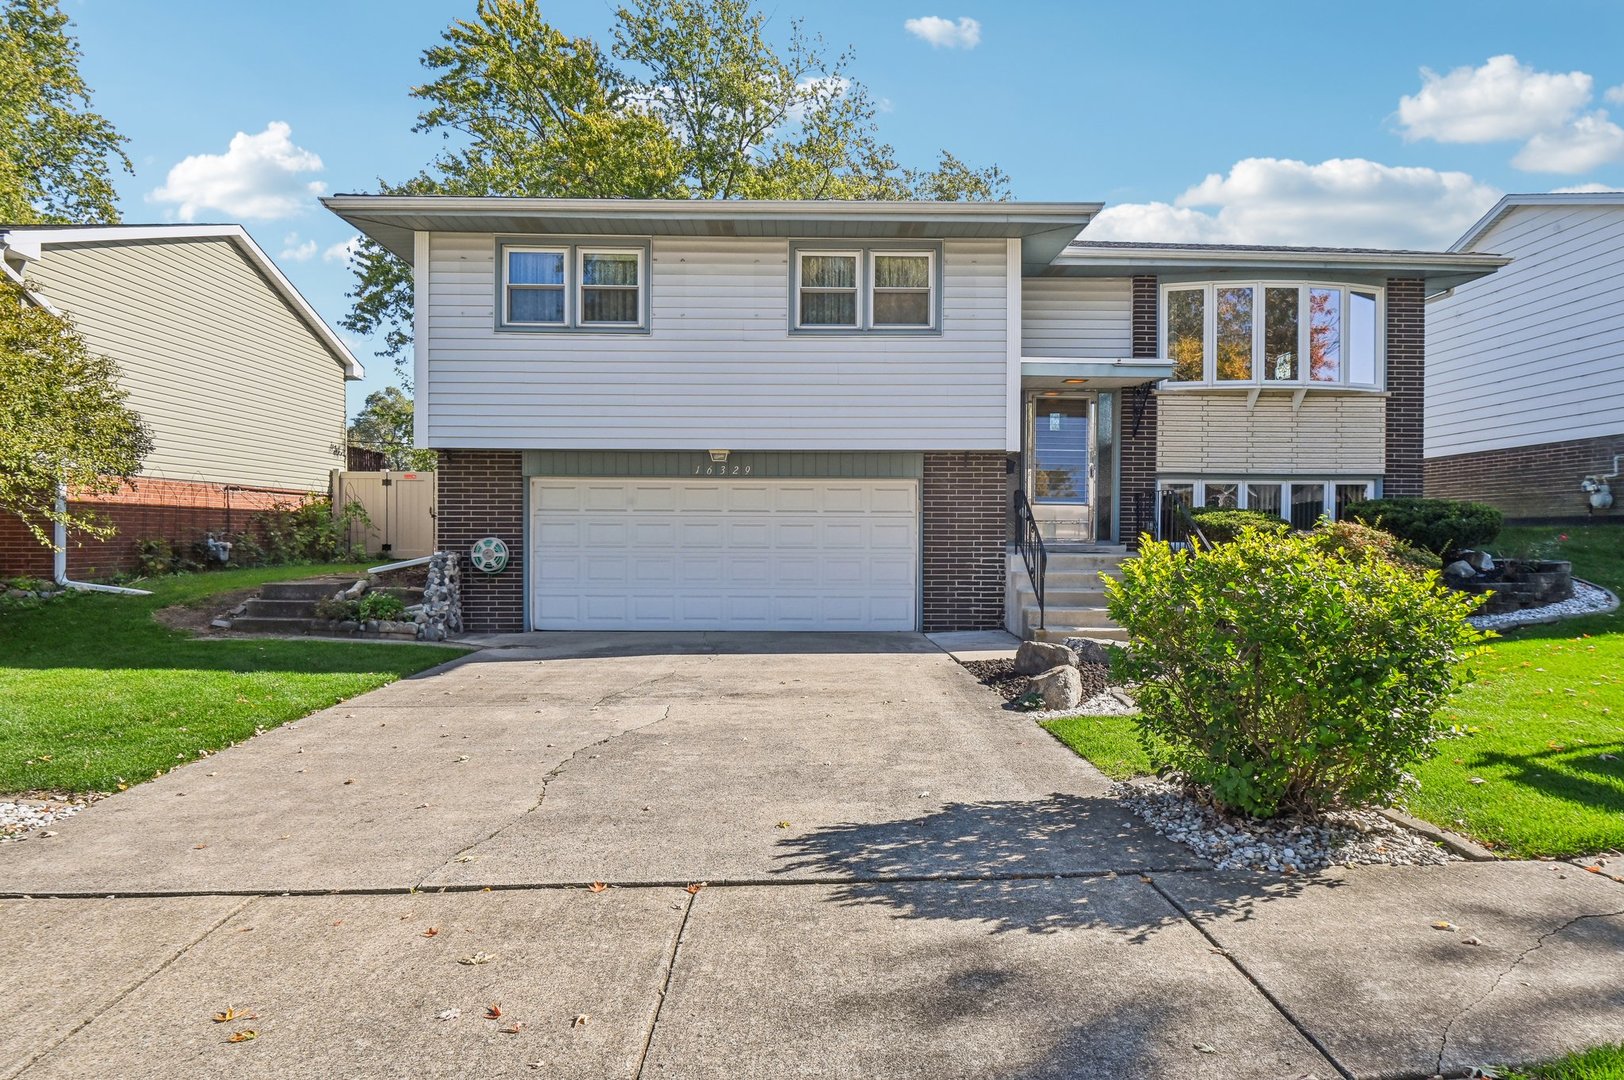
[0,224,363,578]
[1426,192,1624,520]
[324,196,1501,638]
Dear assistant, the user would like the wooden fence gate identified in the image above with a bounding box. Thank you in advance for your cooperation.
[331,470,437,559]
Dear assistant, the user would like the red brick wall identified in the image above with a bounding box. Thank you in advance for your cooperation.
[1120,275,1160,544]
[922,451,1008,632]
[0,478,312,580]
[1384,278,1426,498]
[1425,432,1624,520]
[436,449,526,632]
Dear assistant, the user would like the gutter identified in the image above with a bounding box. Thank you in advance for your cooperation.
[54,486,150,596]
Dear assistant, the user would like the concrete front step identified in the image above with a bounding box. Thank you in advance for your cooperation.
[1023,604,1116,628]
[1033,625,1130,643]
[240,598,317,619]
[225,616,318,634]
[1013,586,1107,607]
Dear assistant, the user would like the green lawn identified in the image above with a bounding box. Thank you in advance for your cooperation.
[1041,524,1624,858]
[0,564,466,793]
[1504,1043,1624,1080]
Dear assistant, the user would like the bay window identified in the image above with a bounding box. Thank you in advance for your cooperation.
[1162,283,1382,387]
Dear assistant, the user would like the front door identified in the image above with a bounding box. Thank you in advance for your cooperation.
[1027,395,1095,543]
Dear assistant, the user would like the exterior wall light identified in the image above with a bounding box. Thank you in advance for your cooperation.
[709,449,731,463]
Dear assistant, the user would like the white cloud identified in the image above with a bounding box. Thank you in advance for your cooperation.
[903,16,981,49]
[278,233,317,262]
[149,121,326,221]
[1550,182,1623,193]
[1606,84,1624,106]
[1085,157,1501,250]
[323,235,363,265]
[1397,55,1592,143]
[785,75,852,126]
[1512,111,1624,173]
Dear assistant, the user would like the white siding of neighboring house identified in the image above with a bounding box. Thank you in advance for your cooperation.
[26,237,348,491]
[1427,203,1624,458]
[1157,393,1387,475]
[1020,276,1132,357]
[421,232,1009,450]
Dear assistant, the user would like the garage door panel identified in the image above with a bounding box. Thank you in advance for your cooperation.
[531,477,918,631]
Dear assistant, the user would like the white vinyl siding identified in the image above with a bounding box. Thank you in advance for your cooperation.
[1156,393,1387,475]
[1427,203,1624,458]
[422,233,1008,450]
[1020,277,1132,357]
[25,237,347,491]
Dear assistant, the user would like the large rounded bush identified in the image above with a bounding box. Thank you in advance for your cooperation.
[1341,497,1502,555]
[1188,507,1290,544]
[1106,528,1484,817]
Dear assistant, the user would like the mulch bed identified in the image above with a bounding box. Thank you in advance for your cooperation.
[962,657,1108,704]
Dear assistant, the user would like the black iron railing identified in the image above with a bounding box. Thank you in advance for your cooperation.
[1132,487,1212,551]
[1012,488,1048,629]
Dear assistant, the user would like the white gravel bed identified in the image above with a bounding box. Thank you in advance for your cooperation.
[0,796,89,842]
[1024,688,1138,720]
[1113,776,1459,872]
[1468,579,1617,631]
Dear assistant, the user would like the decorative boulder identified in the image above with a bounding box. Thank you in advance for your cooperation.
[1014,640,1077,676]
[1463,550,1496,572]
[1062,636,1113,670]
[1443,560,1477,583]
[1030,665,1083,711]
[345,579,368,599]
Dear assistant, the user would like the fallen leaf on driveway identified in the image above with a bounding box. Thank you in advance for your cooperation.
[211,1007,255,1023]
[776,821,791,829]
[571,1014,589,1028]
[499,1022,525,1035]
[422,927,439,937]
[459,952,494,966]
[1432,920,1456,931]
[588,881,608,893]
[686,882,706,895]
[226,1029,258,1043]
[1462,936,1483,946]
[1193,1042,1217,1054]
[484,1004,503,1020]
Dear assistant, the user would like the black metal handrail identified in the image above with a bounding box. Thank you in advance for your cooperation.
[1013,488,1048,629]
[1154,488,1213,552]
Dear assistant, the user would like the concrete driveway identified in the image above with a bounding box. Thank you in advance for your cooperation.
[3,633,1621,1079]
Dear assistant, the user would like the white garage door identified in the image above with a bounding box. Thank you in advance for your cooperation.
[530,478,919,631]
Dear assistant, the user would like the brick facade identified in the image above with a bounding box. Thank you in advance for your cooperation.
[0,478,309,580]
[436,449,526,632]
[921,451,1008,632]
[1383,277,1426,498]
[1425,432,1624,521]
[1119,275,1160,543]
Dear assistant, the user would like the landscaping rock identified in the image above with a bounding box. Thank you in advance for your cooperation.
[415,551,463,641]
[1443,560,1476,582]
[209,618,232,630]
[1029,665,1083,710]
[344,579,368,600]
[1014,640,1076,676]
[1463,549,1495,572]
[1062,636,1113,670]
[378,620,417,635]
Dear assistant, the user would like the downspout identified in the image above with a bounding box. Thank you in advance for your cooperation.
[54,486,150,596]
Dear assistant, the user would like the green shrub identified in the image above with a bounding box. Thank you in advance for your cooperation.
[1311,520,1443,573]
[1106,529,1484,817]
[250,495,370,565]
[312,597,358,622]
[1188,507,1290,543]
[1342,497,1502,555]
[357,591,405,622]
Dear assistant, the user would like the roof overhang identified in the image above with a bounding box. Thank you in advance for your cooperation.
[321,196,1102,273]
[0,224,363,380]
[1047,244,1509,296]
[1451,191,1624,251]
[1022,356,1175,389]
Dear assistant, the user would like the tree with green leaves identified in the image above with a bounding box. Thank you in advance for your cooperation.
[0,278,152,548]
[342,0,1010,377]
[0,0,130,224]
[348,385,437,471]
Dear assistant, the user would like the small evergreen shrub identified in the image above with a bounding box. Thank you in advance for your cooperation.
[1106,528,1484,817]
[357,591,405,622]
[1311,520,1442,573]
[1188,508,1290,543]
[312,597,358,622]
[1342,497,1502,555]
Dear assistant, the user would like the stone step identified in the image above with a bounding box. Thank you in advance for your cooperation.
[1023,604,1116,627]
[1033,625,1130,643]
[226,616,317,634]
[240,598,316,619]
[260,579,355,602]
[1012,584,1108,607]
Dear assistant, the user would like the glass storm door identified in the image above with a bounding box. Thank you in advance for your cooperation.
[1028,396,1095,541]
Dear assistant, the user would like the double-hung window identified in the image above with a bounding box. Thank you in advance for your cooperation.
[1162,283,1381,388]
[499,241,647,331]
[793,245,937,331]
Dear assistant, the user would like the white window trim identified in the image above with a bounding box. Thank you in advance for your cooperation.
[868,249,937,330]
[795,249,862,330]
[1161,477,1379,523]
[503,245,569,327]
[576,247,646,328]
[1160,282,1386,390]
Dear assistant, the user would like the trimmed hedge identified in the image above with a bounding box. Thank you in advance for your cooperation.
[1311,520,1442,573]
[1188,508,1290,543]
[1342,497,1502,555]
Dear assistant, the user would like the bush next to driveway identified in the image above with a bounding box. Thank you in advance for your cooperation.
[1106,529,1485,817]
[0,564,466,793]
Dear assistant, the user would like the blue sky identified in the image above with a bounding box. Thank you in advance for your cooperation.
[63,0,1624,415]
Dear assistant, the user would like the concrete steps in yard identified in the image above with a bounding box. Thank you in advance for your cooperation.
[1010,546,1132,643]
[224,578,424,636]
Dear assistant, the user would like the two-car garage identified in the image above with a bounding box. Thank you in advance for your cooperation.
[529,477,920,631]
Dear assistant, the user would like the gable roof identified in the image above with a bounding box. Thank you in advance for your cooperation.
[0,223,363,379]
[322,195,1102,274]
[1451,191,1624,252]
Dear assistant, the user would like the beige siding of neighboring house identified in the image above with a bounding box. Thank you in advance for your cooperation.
[421,232,1009,451]
[26,237,347,492]
[1020,276,1132,357]
[1156,392,1387,474]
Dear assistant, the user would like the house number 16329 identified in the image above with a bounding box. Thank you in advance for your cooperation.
[693,464,753,475]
